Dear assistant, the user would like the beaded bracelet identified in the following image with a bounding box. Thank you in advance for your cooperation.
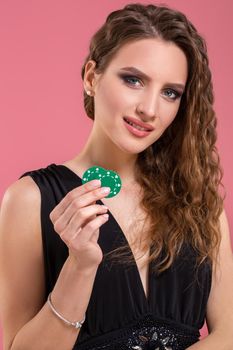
[47,292,86,329]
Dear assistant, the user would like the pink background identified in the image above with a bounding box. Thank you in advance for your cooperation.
[0,0,232,348]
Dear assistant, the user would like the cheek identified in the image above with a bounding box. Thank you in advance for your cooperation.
[159,104,180,128]
[96,84,124,118]
[161,114,176,128]
[96,79,134,117]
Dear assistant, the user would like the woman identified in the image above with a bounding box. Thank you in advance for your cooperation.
[0,2,232,350]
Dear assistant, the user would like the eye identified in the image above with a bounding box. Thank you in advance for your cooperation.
[119,74,183,100]
[164,88,182,101]
[120,74,142,87]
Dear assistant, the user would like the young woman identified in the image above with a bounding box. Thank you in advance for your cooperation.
[0,3,232,350]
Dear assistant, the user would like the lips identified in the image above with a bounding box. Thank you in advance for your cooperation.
[123,116,154,131]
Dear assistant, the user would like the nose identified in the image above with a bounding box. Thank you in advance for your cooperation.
[136,90,159,120]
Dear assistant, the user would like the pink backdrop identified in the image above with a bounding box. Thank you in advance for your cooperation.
[0,0,232,348]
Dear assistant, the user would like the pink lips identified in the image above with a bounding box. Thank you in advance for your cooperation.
[123,118,153,138]
[124,116,154,131]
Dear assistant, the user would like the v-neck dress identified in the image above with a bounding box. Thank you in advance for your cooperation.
[19,163,212,350]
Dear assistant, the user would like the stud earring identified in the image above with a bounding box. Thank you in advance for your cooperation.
[86,90,94,96]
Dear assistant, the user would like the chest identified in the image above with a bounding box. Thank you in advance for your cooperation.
[101,189,151,298]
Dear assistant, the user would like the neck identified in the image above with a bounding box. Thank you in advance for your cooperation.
[74,124,139,185]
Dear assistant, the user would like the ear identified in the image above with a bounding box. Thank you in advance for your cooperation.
[83,60,100,93]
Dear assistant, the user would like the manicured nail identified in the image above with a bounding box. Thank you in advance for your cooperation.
[100,187,110,194]
[90,179,101,187]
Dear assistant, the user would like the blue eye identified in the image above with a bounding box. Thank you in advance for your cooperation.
[120,75,142,86]
[119,74,182,101]
[164,89,181,101]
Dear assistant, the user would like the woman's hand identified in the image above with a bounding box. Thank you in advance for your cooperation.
[49,179,110,271]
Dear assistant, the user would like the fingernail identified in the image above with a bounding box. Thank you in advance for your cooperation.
[100,187,110,194]
[91,179,101,187]
[102,214,109,219]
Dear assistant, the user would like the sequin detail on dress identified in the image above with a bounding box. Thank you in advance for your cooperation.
[75,315,200,350]
[129,326,176,349]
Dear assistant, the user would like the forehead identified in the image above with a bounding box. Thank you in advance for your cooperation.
[107,38,188,83]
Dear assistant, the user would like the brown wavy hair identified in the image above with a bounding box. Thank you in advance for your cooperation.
[80,2,225,274]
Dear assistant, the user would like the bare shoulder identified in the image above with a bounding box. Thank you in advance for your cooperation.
[0,175,42,244]
[206,208,233,339]
[0,176,45,349]
[1,174,40,207]
[0,175,42,246]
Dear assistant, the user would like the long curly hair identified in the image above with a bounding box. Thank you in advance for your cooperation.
[80,2,225,274]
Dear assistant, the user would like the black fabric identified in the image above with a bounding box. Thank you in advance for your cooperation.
[19,163,212,349]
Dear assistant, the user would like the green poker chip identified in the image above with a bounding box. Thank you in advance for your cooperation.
[82,166,122,198]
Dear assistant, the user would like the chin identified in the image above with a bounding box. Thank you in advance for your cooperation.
[117,142,147,155]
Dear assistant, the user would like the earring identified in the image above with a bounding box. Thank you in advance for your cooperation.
[86,90,94,96]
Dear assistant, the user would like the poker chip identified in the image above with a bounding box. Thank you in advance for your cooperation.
[82,166,122,198]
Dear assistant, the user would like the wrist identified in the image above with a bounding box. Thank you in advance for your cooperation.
[51,257,98,323]
[67,255,99,276]
[47,292,86,330]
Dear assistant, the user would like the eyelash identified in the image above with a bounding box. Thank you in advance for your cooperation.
[120,75,182,101]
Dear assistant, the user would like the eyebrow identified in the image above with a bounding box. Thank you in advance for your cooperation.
[119,66,186,91]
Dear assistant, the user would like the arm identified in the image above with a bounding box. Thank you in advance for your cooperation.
[187,208,233,349]
[0,176,107,350]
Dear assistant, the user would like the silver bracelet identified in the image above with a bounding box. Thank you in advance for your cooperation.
[47,292,86,329]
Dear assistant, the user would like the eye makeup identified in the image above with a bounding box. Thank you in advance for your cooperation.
[119,66,185,91]
[118,73,183,101]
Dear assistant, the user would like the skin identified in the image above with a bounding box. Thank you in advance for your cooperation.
[67,38,233,349]
[75,38,188,183]
[0,38,232,350]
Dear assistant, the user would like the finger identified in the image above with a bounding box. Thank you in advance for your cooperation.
[49,179,101,222]
[64,186,110,214]
[52,185,110,232]
[57,204,108,241]
[77,213,109,244]
[90,229,101,244]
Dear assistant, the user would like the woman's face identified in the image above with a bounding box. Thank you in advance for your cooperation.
[86,38,188,154]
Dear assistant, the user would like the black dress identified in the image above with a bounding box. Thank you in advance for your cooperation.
[19,163,212,350]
